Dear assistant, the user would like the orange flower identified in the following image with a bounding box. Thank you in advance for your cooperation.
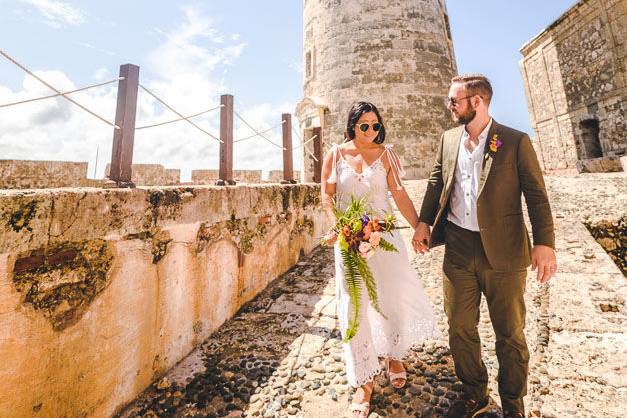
[369,219,381,231]
[488,134,502,154]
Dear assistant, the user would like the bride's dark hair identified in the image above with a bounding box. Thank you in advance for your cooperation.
[345,101,386,144]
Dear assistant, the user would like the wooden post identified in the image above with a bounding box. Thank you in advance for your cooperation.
[109,64,139,187]
[281,113,295,183]
[312,126,323,183]
[217,94,234,185]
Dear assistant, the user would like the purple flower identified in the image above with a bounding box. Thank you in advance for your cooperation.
[361,214,370,228]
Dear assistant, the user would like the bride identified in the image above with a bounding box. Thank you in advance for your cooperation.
[321,101,439,417]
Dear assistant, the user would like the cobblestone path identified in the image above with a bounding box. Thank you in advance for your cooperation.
[120,174,626,418]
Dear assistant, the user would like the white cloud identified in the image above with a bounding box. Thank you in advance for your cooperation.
[0,69,118,170]
[77,42,116,56]
[18,0,86,28]
[0,5,301,183]
[92,67,109,81]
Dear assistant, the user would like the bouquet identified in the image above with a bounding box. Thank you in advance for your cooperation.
[325,196,398,342]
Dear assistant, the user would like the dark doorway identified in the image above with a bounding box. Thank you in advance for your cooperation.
[579,119,602,158]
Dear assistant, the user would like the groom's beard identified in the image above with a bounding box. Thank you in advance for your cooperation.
[453,109,476,125]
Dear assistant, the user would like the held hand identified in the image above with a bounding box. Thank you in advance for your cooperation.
[412,222,431,254]
[531,245,557,283]
[323,230,338,246]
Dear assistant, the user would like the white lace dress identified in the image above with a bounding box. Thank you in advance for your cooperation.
[328,144,439,387]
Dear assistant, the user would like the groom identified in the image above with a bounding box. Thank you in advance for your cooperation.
[413,74,557,418]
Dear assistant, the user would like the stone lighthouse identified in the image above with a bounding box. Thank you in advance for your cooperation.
[296,0,458,181]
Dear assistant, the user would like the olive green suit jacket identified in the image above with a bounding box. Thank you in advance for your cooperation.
[419,120,555,272]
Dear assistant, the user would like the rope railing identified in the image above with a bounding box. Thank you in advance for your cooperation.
[292,134,320,162]
[0,77,124,108]
[135,104,224,130]
[138,83,222,143]
[293,134,317,149]
[0,49,326,185]
[233,110,286,150]
[0,49,120,129]
[233,120,285,143]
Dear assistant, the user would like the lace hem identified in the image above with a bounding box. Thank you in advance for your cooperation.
[373,321,441,360]
[343,319,441,387]
[350,364,384,388]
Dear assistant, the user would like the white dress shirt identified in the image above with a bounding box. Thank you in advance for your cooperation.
[447,119,493,231]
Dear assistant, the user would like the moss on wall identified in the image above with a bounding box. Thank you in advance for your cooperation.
[12,240,114,331]
[8,200,37,233]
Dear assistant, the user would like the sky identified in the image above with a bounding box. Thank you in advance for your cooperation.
[0,0,578,180]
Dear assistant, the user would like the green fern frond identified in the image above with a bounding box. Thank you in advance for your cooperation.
[341,248,362,342]
[378,238,398,252]
[355,255,388,320]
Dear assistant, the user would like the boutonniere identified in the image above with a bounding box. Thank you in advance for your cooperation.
[488,134,502,154]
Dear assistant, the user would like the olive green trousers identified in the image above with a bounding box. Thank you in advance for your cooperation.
[443,221,529,412]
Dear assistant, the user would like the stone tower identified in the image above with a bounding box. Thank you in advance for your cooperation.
[296,0,457,181]
[519,0,625,173]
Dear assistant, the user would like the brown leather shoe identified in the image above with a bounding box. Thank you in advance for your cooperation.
[503,407,525,418]
[445,395,490,418]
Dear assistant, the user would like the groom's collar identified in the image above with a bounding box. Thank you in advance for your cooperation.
[462,117,493,142]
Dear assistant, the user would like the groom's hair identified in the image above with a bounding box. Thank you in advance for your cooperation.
[451,74,493,105]
[345,101,386,144]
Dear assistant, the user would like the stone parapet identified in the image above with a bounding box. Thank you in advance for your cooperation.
[266,170,302,183]
[0,160,92,189]
[105,163,181,186]
[191,169,262,184]
[0,184,324,418]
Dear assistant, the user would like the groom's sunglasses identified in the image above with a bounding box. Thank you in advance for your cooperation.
[356,122,382,133]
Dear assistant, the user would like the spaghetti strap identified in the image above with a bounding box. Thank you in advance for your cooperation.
[384,145,405,191]
[371,148,387,166]
[327,143,340,184]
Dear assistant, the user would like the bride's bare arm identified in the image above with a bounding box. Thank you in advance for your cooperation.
[384,153,420,230]
[321,149,338,244]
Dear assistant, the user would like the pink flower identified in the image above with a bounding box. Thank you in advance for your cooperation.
[369,231,382,247]
[359,241,372,257]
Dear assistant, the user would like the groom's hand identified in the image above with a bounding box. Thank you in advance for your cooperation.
[531,245,557,283]
[412,222,431,254]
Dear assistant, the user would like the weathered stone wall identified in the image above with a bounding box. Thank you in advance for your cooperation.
[298,0,457,181]
[0,160,101,189]
[266,170,302,183]
[105,163,181,186]
[0,184,324,418]
[191,169,263,184]
[0,161,183,190]
[520,0,626,171]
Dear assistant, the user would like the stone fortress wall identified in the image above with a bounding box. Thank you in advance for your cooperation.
[519,0,625,173]
[0,184,324,418]
[0,160,301,189]
[0,160,102,189]
[298,0,458,181]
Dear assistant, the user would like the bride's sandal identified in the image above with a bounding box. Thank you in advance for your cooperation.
[350,401,370,418]
[350,382,373,417]
[385,358,407,389]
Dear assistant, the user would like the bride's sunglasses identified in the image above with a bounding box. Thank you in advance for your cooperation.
[356,122,382,133]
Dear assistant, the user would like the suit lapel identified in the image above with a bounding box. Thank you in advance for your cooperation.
[477,120,499,197]
[444,126,465,195]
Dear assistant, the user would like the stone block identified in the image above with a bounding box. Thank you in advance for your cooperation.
[576,156,624,173]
